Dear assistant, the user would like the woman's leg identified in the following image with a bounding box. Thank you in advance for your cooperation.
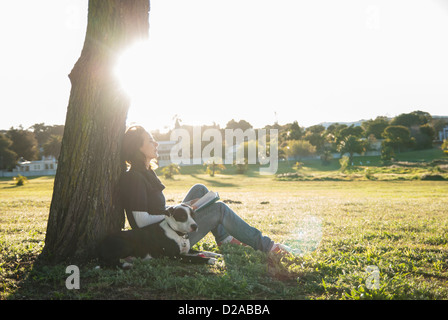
[182,184,229,243]
[188,200,274,253]
[182,183,209,203]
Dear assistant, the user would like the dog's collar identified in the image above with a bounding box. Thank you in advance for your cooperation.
[166,220,189,238]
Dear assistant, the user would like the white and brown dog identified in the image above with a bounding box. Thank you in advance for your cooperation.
[97,204,221,268]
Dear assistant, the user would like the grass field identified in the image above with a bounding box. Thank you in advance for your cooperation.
[1,152,448,300]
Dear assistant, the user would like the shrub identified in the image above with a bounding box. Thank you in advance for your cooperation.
[381,145,395,164]
[14,175,28,186]
[442,139,448,155]
[234,159,248,174]
[283,139,316,161]
[204,160,226,177]
[364,168,375,180]
[292,161,304,172]
[161,163,180,179]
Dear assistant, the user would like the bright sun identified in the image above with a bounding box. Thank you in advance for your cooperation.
[115,40,152,101]
[114,40,165,130]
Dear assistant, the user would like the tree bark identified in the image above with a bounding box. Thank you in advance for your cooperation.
[42,0,150,263]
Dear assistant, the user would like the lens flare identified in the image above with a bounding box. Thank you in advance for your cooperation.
[114,40,152,99]
[284,215,322,256]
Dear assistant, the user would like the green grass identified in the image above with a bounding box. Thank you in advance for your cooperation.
[1,150,448,300]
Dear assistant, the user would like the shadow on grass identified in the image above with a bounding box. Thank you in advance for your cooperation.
[5,243,317,300]
[190,174,238,188]
[3,184,23,189]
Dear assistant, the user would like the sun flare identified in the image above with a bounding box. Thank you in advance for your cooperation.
[114,40,168,130]
[115,40,152,99]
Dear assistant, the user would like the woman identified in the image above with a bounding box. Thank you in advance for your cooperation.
[120,125,285,254]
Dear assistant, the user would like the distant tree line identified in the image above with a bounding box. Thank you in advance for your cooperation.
[1,110,446,171]
[153,110,447,166]
[0,123,64,170]
[278,110,446,164]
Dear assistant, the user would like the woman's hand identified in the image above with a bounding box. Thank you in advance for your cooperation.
[185,198,200,210]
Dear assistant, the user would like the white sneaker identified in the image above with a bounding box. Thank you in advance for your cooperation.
[270,243,292,256]
[217,236,246,247]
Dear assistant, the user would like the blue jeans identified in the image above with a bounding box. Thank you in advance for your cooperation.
[183,184,274,253]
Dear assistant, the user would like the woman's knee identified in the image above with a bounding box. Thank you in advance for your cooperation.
[191,183,209,195]
[183,184,209,203]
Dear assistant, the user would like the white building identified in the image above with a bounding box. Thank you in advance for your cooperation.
[157,141,177,167]
[2,156,58,177]
[439,126,448,141]
[156,140,218,167]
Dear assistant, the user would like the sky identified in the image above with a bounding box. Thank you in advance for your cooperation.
[1,0,448,133]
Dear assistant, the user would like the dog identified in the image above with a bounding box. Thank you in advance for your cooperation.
[97,203,222,268]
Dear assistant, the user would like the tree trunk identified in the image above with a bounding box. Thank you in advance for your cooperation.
[42,0,150,263]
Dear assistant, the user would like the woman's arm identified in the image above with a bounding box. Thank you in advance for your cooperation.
[132,211,165,228]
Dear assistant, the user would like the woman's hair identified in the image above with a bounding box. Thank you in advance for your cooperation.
[122,125,158,170]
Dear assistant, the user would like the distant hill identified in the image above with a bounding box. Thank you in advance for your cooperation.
[318,115,448,129]
[318,120,369,129]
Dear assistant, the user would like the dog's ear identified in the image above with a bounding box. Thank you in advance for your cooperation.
[181,203,194,212]
[165,206,175,216]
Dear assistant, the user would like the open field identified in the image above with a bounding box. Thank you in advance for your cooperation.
[1,154,448,300]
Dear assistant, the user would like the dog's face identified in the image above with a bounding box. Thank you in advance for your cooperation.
[165,204,198,234]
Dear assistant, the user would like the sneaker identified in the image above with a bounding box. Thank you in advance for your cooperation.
[119,256,136,269]
[217,235,246,247]
[269,243,292,256]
